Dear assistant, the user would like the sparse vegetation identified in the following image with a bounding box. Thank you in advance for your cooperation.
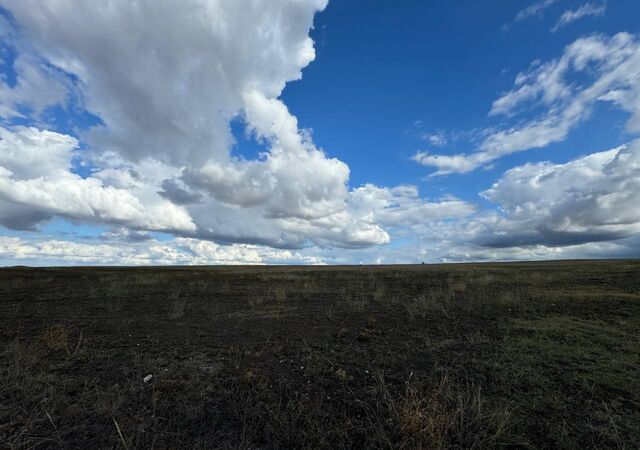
[364,370,513,449]
[167,291,187,319]
[39,323,69,351]
[0,261,639,448]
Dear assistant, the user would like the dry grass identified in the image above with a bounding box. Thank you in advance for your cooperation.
[247,292,265,308]
[167,292,187,319]
[341,287,369,311]
[361,371,514,449]
[0,261,638,448]
[406,288,453,320]
[270,286,287,303]
[40,324,69,351]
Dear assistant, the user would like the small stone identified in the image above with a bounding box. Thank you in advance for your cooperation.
[143,374,153,383]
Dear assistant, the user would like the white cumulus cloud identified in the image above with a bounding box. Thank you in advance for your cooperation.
[0,0,472,256]
[0,126,195,232]
[416,32,640,175]
[476,140,640,247]
[0,236,324,266]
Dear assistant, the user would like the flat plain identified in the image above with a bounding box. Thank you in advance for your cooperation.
[1,260,639,449]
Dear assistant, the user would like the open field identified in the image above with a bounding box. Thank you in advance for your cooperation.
[0,260,639,449]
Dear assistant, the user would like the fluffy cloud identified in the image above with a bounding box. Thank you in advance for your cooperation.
[0,125,74,178]
[0,0,472,254]
[2,134,638,264]
[183,91,350,220]
[0,126,195,232]
[2,0,328,167]
[184,182,477,250]
[4,1,633,265]
[475,140,640,247]
[348,184,475,228]
[409,140,640,262]
[416,32,640,175]
[0,236,324,266]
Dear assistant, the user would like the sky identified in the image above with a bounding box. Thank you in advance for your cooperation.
[0,0,639,265]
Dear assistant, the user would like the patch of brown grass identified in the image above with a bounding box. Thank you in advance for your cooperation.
[367,371,514,449]
[40,324,68,351]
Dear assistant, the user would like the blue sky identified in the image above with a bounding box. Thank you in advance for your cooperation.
[0,0,639,265]
[284,0,637,189]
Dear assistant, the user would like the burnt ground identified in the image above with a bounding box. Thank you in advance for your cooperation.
[1,260,639,448]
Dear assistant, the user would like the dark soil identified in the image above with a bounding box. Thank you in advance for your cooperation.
[1,260,639,448]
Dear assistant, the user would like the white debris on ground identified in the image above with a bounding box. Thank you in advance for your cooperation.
[143,374,153,383]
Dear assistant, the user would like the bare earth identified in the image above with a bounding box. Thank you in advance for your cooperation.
[1,260,639,448]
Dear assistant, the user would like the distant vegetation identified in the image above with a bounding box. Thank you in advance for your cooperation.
[1,261,639,448]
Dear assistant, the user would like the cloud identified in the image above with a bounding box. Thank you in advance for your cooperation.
[158,179,204,206]
[502,0,559,31]
[551,2,606,32]
[0,199,51,231]
[415,32,640,175]
[1,0,328,167]
[0,126,195,232]
[0,53,69,120]
[0,125,74,178]
[412,152,485,176]
[440,235,640,262]
[4,1,632,265]
[406,139,640,262]
[0,236,324,266]
[422,131,449,147]
[515,0,559,22]
[475,140,640,248]
[101,227,152,243]
[184,91,351,220]
[0,0,472,253]
[348,184,476,228]
[2,137,637,265]
[182,181,477,250]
